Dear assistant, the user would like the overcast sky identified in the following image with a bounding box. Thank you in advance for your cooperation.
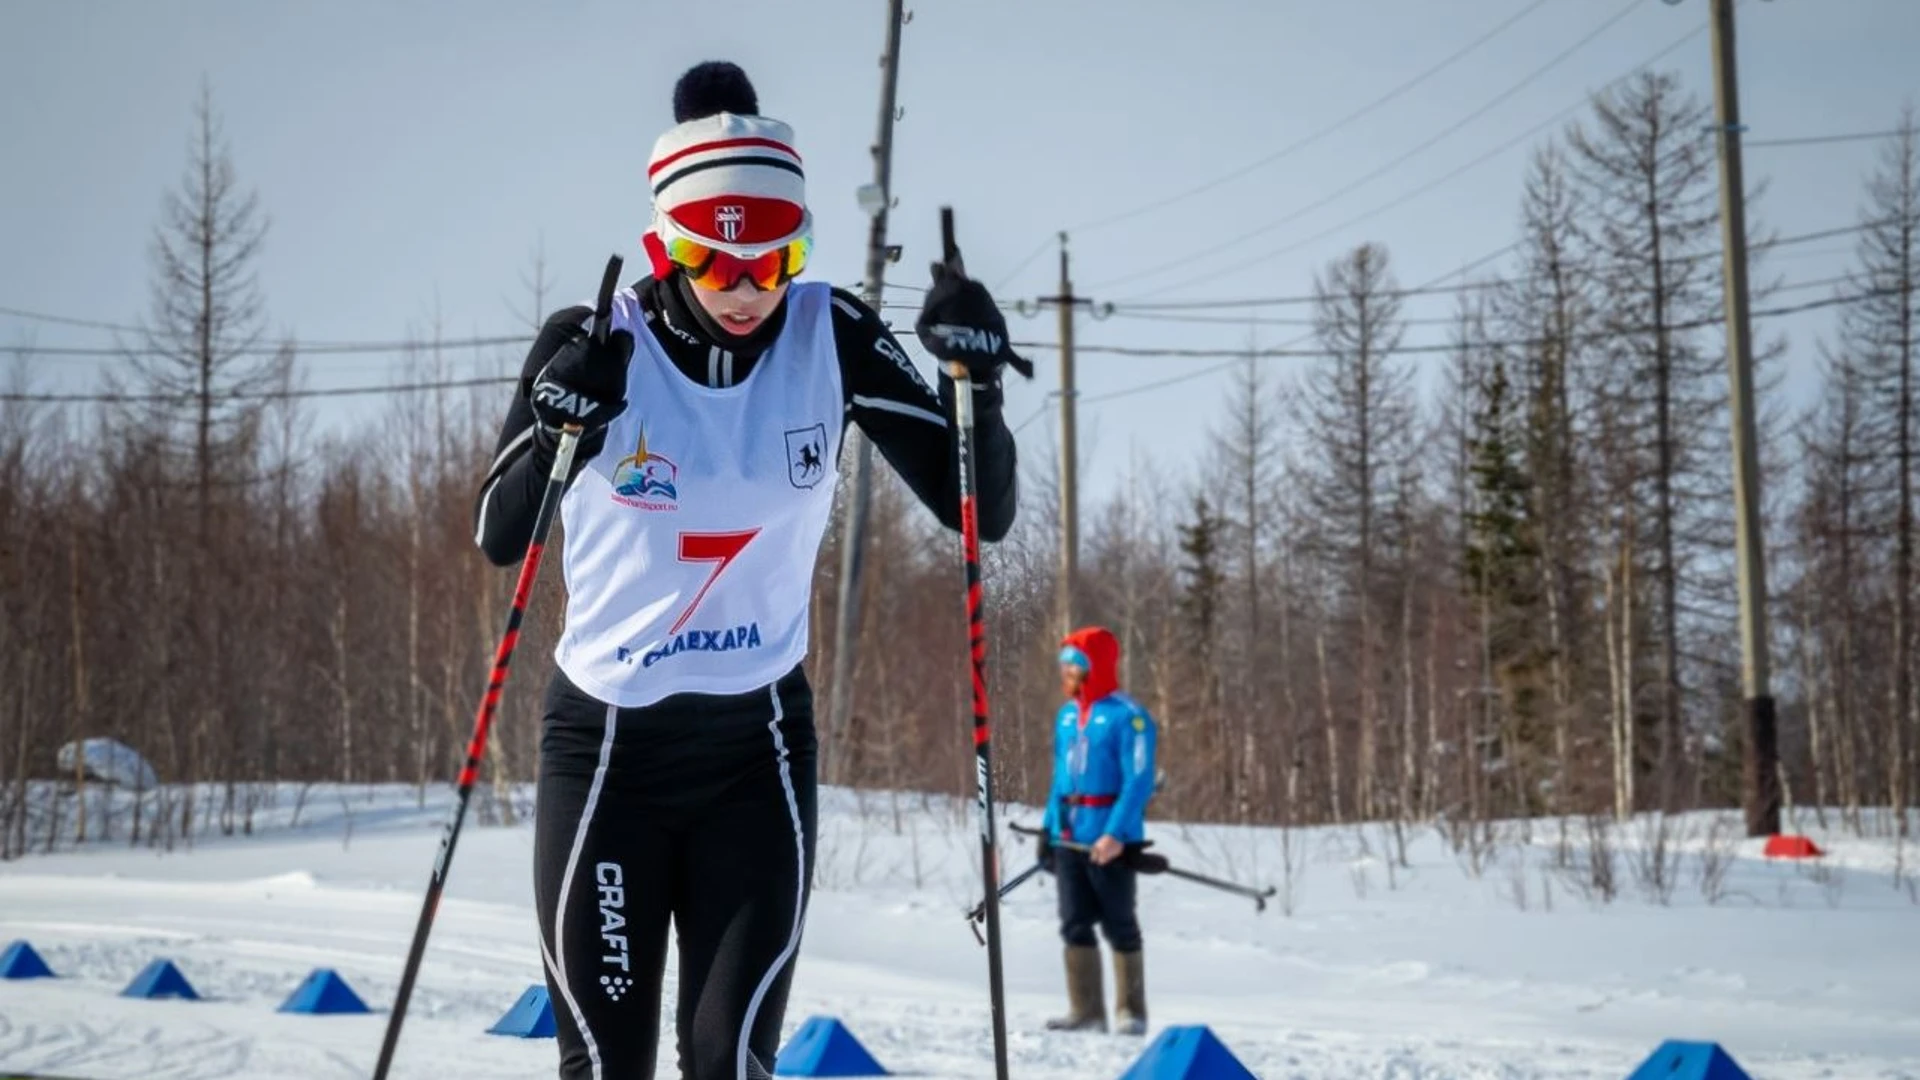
[3,0,1916,506]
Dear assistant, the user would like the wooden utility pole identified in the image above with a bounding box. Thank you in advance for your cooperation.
[824,0,907,785]
[1027,235,1105,636]
[1706,0,1780,836]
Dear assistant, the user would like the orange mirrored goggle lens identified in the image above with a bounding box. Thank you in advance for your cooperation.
[665,234,812,292]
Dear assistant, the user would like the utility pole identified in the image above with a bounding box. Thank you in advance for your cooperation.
[1705,0,1780,837]
[1023,234,1108,636]
[825,0,907,786]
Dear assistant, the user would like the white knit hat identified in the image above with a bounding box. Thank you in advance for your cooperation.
[647,110,806,250]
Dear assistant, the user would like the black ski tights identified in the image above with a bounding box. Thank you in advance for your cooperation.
[533,667,818,1079]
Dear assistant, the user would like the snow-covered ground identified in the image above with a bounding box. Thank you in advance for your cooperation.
[1,784,1917,1079]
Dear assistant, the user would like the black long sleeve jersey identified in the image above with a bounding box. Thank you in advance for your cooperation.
[473,272,1019,566]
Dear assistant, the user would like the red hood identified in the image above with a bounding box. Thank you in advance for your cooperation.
[1064,626,1121,716]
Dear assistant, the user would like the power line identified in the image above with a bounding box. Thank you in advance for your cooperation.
[1128,37,1720,297]
[1018,287,1892,363]
[1108,271,1864,328]
[1080,362,1241,406]
[1417,241,1526,292]
[10,285,1889,408]
[1107,217,1886,311]
[0,306,146,333]
[1056,239,1879,410]
[1011,400,1052,436]
[993,235,1058,293]
[1750,272,1860,296]
[1106,309,1460,329]
[8,222,1871,367]
[1088,0,1653,292]
[4,333,529,359]
[1062,0,1557,236]
[1070,240,1571,404]
[17,226,1854,348]
[1113,280,1488,311]
[0,374,513,405]
[1747,128,1910,149]
[0,304,533,362]
[1102,17,1711,301]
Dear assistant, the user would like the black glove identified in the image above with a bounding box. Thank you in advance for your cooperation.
[915,248,1034,383]
[528,318,633,438]
[1036,834,1056,874]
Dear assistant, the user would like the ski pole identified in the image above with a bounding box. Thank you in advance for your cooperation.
[1156,864,1277,912]
[1015,825,1277,913]
[372,254,623,1080]
[966,861,1046,942]
[939,206,1011,1080]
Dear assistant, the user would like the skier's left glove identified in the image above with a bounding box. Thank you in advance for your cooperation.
[915,247,1034,384]
[1036,834,1056,874]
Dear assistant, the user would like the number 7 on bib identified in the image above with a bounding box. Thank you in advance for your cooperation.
[672,529,761,634]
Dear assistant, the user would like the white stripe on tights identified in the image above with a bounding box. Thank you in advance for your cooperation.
[737,685,808,1079]
[541,703,618,1080]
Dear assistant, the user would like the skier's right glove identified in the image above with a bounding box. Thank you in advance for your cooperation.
[1036,834,1056,874]
[528,315,633,440]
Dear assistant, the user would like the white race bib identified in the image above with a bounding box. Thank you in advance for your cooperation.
[553,282,844,708]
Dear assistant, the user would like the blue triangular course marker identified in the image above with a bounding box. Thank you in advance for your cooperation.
[277,967,371,1015]
[1116,1025,1258,1080]
[774,1015,890,1076]
[487,984,557,1038]
[1625,1040,1754,1080]
[0,940,55,979]
[121,958,200,1001]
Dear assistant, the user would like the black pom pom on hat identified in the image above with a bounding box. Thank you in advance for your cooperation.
[673,61,759,123]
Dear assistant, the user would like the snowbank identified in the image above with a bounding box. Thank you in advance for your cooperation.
[54,737,159,790]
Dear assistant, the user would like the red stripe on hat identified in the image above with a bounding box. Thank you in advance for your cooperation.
[648,137,801,178]
[669,198,805,247]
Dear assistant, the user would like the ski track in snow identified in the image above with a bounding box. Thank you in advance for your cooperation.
[0,785,1917,1079]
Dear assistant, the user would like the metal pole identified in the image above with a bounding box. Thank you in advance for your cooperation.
[1057,233,1079,637]
[1708,0,1779,836]
[825,0,907,784]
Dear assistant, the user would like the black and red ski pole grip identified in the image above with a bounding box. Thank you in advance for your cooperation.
[372,253,621,1080]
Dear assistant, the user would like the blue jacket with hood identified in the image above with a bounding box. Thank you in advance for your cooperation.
[1040,626,1158,845]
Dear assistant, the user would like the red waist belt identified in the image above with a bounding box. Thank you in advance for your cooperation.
[1064,794,1117,807]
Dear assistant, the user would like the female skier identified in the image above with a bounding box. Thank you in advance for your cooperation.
[472,62,1026,1079]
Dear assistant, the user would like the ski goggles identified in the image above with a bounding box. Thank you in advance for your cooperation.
[646,214,813,293]
[1059,645,1091,672]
